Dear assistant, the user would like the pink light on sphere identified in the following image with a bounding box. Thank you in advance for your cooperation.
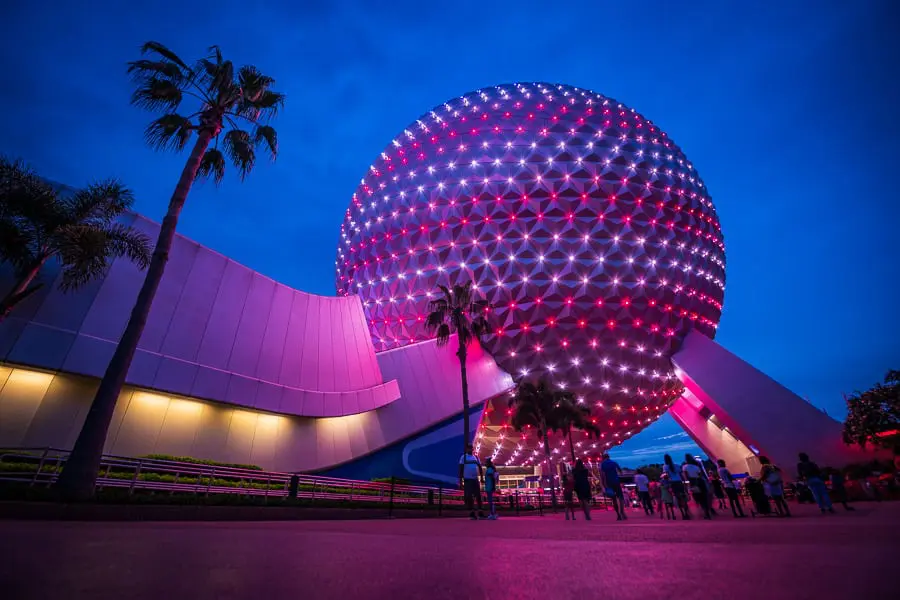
[335,83,726,462]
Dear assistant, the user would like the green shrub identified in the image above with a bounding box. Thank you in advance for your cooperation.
[139,454,263,471]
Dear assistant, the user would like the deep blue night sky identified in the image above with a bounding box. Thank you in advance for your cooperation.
[1,1,897,464]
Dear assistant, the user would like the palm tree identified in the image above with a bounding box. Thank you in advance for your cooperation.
[559,402,601,463]
[425,281,491,452]
[510,378,582,506]
[0,157,151,322]
[55,42,284,500]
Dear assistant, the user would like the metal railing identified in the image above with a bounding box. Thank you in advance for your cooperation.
[0,447,554,516]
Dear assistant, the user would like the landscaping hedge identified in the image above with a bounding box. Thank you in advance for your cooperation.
[138,454,264,471]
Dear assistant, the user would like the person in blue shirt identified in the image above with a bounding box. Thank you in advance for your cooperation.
[458,445,486,520]
[599,453,626,521]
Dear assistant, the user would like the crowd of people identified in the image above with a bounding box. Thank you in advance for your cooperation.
[591,451,856,520]
[458,444,871,521]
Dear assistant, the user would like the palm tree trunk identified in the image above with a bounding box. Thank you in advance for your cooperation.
[55,130,214,501]
[567,427,576,462]
[543,432,558,508]
[0,256,47,322]
[457,344,470,453]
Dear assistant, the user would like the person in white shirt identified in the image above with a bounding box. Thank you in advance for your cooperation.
[458,444,485,520]
[633,470,653,515]
[682,454,712,519]
[717,459,746,517]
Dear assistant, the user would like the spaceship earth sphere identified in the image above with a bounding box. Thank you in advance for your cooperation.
[336,83,726,465]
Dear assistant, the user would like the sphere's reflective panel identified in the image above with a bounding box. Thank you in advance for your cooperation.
[336,83,725,465]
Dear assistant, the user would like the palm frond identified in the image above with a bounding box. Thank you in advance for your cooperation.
[212,61,235,98]
[54,222,150,289]
[193,46,236,103]
[1,157,64,265]
[66,180,135,224]
[126,59,185,85]
[434,322,451,346]
[234,65,281,120]
[237,90,285,121]
[144,114,194,151]
[453,282,472,305]
[425,279,491,350]
[238,65,274,100]
[130,78,184,112]
[0,214,33,270]
[222,129,255,179]
[253,125,278,160]
[100,223,152,269]
[54,226,116,290]
[139,41,191,71]
[196,148,226,184]
[436,284,452,302]
[424,309,446,333]
[208,45,223,66]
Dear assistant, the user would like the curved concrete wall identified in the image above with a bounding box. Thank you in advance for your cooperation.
[0,213,399,417]
[0,335,512,472]
[0,210,514,473]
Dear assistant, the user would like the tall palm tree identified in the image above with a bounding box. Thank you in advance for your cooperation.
[0,157,151,322]
[55,42,284,500]
[425,281,491,452]
[510,378,581,506]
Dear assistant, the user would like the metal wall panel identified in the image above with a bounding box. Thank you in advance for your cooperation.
[159,246,228,362]
[139,234,200,353]
[227,273,275,377]
[256,284,293,382]
[195,260,252,370]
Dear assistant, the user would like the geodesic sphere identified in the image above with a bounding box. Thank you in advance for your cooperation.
[335,83,725,448]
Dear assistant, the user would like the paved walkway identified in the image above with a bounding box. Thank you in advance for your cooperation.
[2,503,897,599]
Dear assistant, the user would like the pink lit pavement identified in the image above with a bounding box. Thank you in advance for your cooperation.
[2,503,898,599]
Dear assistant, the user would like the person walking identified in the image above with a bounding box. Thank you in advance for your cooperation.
[759,456,791,517]
[797,452,834,514]
[682,455,712,520]
[717,459,746,517]
[634,469,654,515]
[573,459,593,521]
[599,453,626,521]
[659,474,676,520]
[563,470,577,520]
[649,478,663,517]
[663,454,690,519]
[710,472,727,510]
[829,470,855,511]
[484,457,500,520]
[458,444,486,520]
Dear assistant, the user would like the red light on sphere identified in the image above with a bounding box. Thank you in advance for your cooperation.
[335,82,725,463]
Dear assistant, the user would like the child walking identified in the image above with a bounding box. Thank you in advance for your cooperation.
[660,477,676,520]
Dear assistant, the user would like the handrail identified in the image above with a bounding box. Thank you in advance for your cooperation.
[0,447,526,509]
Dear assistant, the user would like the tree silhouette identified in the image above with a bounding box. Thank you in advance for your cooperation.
[510,378,592,506]
[1,157,150,322]
[425,281,491,452]
[56,41,283,501]
[843,369,900,449]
